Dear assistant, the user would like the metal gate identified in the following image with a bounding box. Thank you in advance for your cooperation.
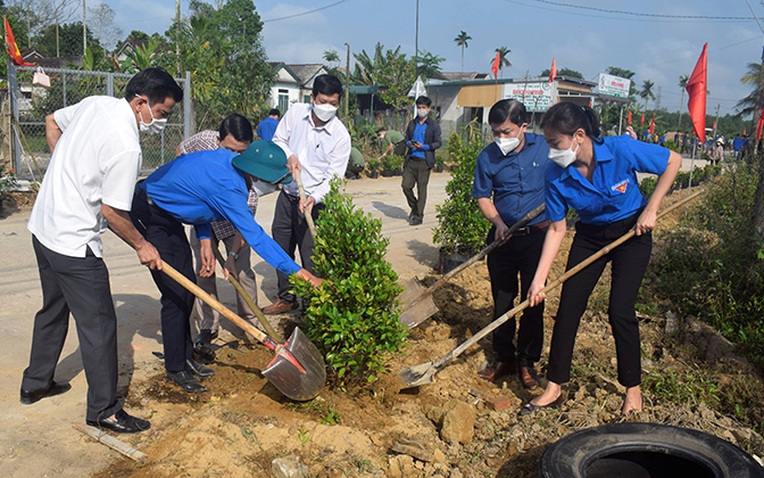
[6,63,192,179]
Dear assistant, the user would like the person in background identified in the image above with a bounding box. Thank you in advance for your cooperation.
[23,67,182,433]
[176,114,261,350]
[263,74,351,315]
[473,99,550,390]
[402,95,442,226]
[130,141,323,393]
[256,109,281,141]
[708,138,724,166]
[523,102,680,416]
[377,126,406,159]
[346,147,365,179]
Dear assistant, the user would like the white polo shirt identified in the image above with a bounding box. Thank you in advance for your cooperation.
[273,103,350,203]
[28,96,142,258]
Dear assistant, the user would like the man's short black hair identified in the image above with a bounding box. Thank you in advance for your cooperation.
[219,113,253,143]
[124,67,183,105]
[312,74,343,98]
[415,95,432,107]
[268,108,281,117]
[488,99,528,126]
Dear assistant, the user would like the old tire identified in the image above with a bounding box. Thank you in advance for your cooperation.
[538,423,763,478]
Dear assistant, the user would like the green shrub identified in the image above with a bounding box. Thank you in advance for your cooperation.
[433,124,490,255]
[291,179,407,386]
[366,158,382,173]
[382,154,404,172]
[639,176,657,197]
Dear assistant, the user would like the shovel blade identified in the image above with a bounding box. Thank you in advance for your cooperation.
[262,327,326,401]
[397,361,437,389]
[398,277,439,328]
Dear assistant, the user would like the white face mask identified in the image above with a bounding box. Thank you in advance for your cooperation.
[548,140,579,168]
[137,96,167,135]
[416,108,429,119]
[495,136,521,156]
[313,103,337,122]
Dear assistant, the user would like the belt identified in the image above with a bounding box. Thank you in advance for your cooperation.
[512,220,550,237]
[281,190,301,204]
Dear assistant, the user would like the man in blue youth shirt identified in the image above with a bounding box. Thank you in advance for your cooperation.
[402,95,441,225]
[129,141,322,394]
[472,99,550,390]
[256,109,280,141]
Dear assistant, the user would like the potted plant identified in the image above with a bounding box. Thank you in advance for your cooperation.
[434,154,446,173]
[387,154,404,176]
[432,126,490,273]
[366,158,382,179]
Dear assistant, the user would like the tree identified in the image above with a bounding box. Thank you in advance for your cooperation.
[639,79,656,112]
[540,66,583,79]
[454,30,471,71]
[32,21,101,58]
[88,2,122,51]
[493,46,511,78]
[677,74,689,131]
[412,50,444,80]
[736,62,764,120]
[323,49,339,68]
[606,66,638,99]
[351,43,416,111]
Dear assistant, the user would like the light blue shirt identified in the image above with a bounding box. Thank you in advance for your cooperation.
[140,148,301,275]
[545,136,669,225]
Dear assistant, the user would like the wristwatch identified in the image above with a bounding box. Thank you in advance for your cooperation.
[228,250,239,260]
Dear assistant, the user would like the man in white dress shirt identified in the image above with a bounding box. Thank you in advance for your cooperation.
[262,74,351,314]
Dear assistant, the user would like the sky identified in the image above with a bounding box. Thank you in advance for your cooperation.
[93,0,762,117]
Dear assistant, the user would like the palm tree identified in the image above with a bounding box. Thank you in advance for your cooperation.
[323,49,340,68]
[493,46,511,78]
[454,30,471,71]
[677,74,689,131]
[639,79,656,112]
[736,62,764,120]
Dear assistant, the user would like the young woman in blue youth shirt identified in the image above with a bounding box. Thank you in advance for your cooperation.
[473,99,550,390]
[524,103,681,415]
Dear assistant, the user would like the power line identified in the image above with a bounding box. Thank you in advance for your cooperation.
[526,0,755,21]
[262,0,350,23]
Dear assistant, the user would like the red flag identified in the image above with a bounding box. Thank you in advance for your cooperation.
[4,16,33,67]
[757,107,764,142]
[743,128,747,136]
[639,112,645,127]
[686,43,708,144]
[648,113,656,135]
[491,51,500,79]
[713,120,717,130]
[627,110,632,125]
[548,57,556,83]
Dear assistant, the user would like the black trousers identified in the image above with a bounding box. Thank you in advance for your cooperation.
[129,186,195,373]
[24,237,121,422]
[487,227,545,366]
[401,158,431,221]
[272,190,323,303]
[547,213,652,387]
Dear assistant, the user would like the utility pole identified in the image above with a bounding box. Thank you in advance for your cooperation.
[176,0,182,76]
[82,0,87,55]
[56,21,60,58]
[713,104,721,139]
[344,42,350,119]
[415,0,420,60]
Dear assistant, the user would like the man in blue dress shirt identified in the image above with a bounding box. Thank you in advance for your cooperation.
[472,99,550,390]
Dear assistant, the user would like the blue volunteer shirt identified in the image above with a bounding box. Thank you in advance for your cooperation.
[472,132,549,226]
[256,116,279,141]
[409,120,428,158]
[545,135,669,226]
[140,148,301,275]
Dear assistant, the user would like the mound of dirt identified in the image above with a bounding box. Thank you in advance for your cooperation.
[93,227,764,478]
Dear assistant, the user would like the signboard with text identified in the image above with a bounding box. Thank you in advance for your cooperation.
[595,73,630,99]
[502,81,554,112]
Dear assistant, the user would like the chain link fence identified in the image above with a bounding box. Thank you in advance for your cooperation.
[4,64,191,181]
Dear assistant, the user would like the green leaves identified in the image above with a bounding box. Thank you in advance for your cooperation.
[291,179,407,387]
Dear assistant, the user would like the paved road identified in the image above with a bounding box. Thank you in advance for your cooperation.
[0,172,451,477]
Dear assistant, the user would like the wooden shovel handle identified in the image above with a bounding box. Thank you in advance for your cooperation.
[161,262,269,345]
[294,173,317,239]
[209,238,283,342]
[433,189,705,369]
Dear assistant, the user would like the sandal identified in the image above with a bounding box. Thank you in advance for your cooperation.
[520,395,563,416]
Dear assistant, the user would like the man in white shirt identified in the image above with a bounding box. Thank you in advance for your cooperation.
[263,74,351,314]
[22,68,183,434]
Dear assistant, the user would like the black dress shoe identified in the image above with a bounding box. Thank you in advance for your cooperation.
[186,358,215,378]
[195,328,218,345]
[166,370,207,393]
[20,381,71,405]
[86,409,151,434]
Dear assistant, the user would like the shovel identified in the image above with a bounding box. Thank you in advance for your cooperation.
[398,204,547,328]
[398,190,704,389]
[161,263,326,401]
[209,235,283,342]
